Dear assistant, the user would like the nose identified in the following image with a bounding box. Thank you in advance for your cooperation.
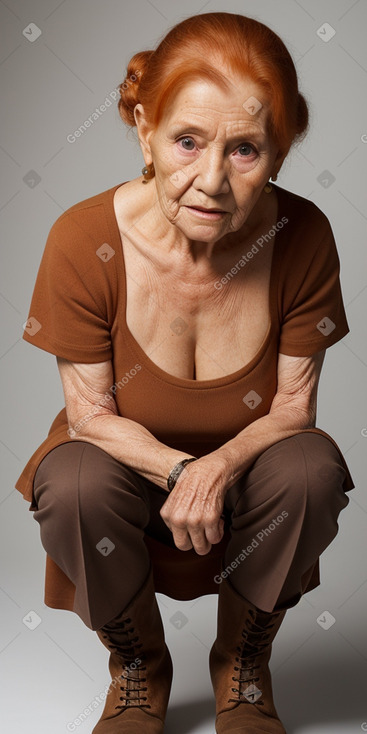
[192,147,230,196]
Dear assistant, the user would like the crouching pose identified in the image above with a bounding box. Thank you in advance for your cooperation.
[16,12,354,733]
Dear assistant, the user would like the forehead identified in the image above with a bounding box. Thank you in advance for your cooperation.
[160,77,271,137]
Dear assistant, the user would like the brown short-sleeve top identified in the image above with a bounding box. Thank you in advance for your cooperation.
[15,181,352,509]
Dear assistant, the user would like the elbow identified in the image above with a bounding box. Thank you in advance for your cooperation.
[66,405,117,440]
[270,397,316,431]
[297,408,316,430]
[276,407,315,432]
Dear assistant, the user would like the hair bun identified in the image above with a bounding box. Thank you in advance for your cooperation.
[117,51,154,126]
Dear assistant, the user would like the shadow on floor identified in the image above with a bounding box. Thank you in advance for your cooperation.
[165,698,215,734]
[164,649,366,733]
[274,649,366,732]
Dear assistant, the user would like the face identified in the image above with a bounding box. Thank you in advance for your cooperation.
[135,75,284,244]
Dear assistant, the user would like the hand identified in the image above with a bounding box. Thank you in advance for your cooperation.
[159,453,235,556]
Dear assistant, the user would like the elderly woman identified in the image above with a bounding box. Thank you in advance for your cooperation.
[16,11,354,734]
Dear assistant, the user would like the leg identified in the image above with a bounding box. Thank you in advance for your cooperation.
[33,440,153,630]
[33,440,173,733]
[222,432,350,612]
[94,568,173,734]
[210,433,350,734]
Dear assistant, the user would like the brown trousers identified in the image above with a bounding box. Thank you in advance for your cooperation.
[32,433,350,630]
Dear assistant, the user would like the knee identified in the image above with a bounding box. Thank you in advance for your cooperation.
[33,441,87,516]
[290,433,349,516]
[76,442,151,528]
[33,441,150,528]
[269,433,350,523]
[232,433,349,520]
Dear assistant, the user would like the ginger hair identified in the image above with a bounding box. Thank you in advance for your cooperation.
[117,12,309,157]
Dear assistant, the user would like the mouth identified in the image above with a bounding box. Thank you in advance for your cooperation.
[185,205,227,220]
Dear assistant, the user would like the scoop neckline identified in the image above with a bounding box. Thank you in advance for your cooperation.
[106,180,286,389]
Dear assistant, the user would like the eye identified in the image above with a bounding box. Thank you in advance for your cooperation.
[177,136,196,151]
[236,143,256,157]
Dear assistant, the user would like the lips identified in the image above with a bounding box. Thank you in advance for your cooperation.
[184,205,227,221]
[187,205,226,213]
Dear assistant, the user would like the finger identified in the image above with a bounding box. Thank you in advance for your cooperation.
[205,517,225,545]
[159,504,174,530]
[171,526,193,552]
[186,526,212,556]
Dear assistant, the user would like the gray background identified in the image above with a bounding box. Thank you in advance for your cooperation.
[1,0,366,732]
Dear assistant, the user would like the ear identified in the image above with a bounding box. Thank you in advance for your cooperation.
[134,104,154,166]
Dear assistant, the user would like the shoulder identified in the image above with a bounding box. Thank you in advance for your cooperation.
[275,185,338,262]
[38,185,122,301]
[45,184,120,258]
[275,186,343,306]
[276,184,332,234]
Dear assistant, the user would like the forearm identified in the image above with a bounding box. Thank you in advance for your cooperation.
[73,414,195,491]
[214,406,314,488]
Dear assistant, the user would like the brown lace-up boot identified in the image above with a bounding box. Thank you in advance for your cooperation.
[209,575,287,733]
[92,567,173,733]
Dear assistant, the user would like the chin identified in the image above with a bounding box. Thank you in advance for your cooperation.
[176,221,228,242]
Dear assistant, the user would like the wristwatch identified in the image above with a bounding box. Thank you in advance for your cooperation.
[167,457,198,492]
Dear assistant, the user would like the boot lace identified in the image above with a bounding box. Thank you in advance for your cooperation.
[228,607,277,706]
[100,614,150,710]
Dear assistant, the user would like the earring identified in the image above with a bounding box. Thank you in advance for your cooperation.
[141,162,155,183]
[264,182,273,194]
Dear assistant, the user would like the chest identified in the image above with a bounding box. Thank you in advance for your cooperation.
[120,237,275,381]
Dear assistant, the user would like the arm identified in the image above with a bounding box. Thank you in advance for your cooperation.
[213,350,326,484]
[56,356,195,491]
[159,350,326,554]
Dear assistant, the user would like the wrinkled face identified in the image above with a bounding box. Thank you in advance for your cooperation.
[136,75,283,243]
